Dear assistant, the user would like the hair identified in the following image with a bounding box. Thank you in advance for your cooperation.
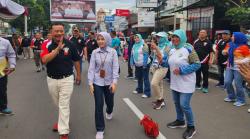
[110,31,116,36]
[51,22,64,28]
[89,31,95,35]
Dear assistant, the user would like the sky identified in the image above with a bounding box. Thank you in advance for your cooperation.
[95,0,136,10]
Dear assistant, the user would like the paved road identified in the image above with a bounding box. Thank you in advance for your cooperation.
[0,58,250,139]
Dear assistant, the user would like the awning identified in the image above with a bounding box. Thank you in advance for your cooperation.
[0,0,25,20]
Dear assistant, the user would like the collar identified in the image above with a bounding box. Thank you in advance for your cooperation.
[96,47,111,53]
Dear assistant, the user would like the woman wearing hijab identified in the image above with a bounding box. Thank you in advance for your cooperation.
[88,32,119,139]
[223,32,250,107]
[130,34,151,98]
[166,29,200,139]
[150,32,170,109]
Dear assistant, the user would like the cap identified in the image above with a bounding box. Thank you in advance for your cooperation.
[167,31,174,35]
[221,30,230,34]
[151,32,156,35]
[155,32,167,37]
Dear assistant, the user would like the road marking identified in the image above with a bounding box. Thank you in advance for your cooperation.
[123,98,167,139]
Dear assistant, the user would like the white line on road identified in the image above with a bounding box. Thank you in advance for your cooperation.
[123,98,167,139]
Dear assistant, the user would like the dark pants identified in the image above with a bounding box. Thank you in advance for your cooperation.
[135,66,151,97]
[196,64,209,88]
[0,76,8,111]
[218,64,226,85]
[94,84,114,131]
[127,57,133,77]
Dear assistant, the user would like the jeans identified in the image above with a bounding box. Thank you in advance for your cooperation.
[0,76,8,111]
[172,90,194,126]
[224,68,245,103]
[196,64,209,88]
[127,57,133,77]
[94,84,114,131]
[135,66,151,97]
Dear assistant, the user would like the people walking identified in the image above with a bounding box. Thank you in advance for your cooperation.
[223,32,250,107]
[21,33,31,59]
[215,30,231,88]
[130,34,151,98]
[193,30,213,93]
[40,22,81,139]
[31,32,44,72]
[88,32,119,139]
[150,32,170,109]
[0,37,16,115]
[165,29,201,139]
[125,32,135,79]
[84,31,98,63]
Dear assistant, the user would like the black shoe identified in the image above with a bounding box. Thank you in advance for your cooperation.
[167,120,186,128]
[183,126,196,139]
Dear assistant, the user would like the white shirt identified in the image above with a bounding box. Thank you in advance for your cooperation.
[168,47,196,93]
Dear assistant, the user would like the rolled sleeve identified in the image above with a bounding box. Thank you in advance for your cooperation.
[112,50,119,84]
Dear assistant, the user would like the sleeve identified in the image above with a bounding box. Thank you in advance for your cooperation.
[179,49,201,75]
[71,44,81,61]
[40,42,49,58]
[160,51,169,68]
[6,40,16,68]
[88,51,96,85]
[112,50,119,84]
[143,44,149,67]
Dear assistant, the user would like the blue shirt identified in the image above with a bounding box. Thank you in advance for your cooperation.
[111,37,121,56]
[88,47,119,86]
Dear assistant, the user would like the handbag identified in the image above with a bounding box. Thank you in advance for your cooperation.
[140,115,159,138]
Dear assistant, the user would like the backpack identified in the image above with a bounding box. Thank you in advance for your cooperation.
[140,115,159,138]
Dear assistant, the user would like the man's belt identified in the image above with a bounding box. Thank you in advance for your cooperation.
[48,74,72,79]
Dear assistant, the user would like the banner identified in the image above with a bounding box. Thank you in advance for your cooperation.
[138,10,155,27]
[116,9,130,17]
[50,0,96,22]
[104,16,115,22]
[136,0,158,8]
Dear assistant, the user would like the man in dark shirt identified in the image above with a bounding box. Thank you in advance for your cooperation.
[215,30,231,87]
[40,22,81,139]
[125,32,135,78]
[69,26,85,72]
[21,33,31,59]
[31,32,44,72]
[84,31,98,63]
[193,30,213,93]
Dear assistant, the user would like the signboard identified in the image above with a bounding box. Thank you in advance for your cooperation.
[138,10,155,27]
[114,16,128,31]
[50,0,96,22]
[116,9,130,17]
[104,16,115,22]
[136,0,158,8]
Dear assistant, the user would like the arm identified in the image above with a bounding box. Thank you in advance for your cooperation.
[41,46,61,64]
[88,51,96,85]
[74,61,81,83]
[84,47,88,60]
[112,51,119,84]
[179,49,201,75]
[6,40,16,69]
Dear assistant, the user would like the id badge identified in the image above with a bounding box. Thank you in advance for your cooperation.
[100,69,106,78]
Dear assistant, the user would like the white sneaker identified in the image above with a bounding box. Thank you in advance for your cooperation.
[96,131,104,139]
[141,94,149,98]
[133,91,138,94]
[105,113,113,120]
[24,57,27,60]
[248,108,250,113]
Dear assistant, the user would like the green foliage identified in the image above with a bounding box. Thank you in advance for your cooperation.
[226,7,250,28]
[9,0,51,34]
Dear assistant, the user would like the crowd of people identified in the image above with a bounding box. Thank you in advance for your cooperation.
[1,22,250,139]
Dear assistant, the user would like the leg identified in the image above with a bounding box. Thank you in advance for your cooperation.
[135,66,143,93]
[58,75,74,135]
[202,64,209,89]
[143,66,151,97]
[234,70,245,103]
[0,76,8,111]
[172,90,185,122]
[218,64,225,85]
[128,58,133,77]
[180,93,194,127]
[224,68,236,99]
[104,86,114,114]
[195,67,202,88]
[47,77,59,107]
[151,68,167,100]
[93,84,105,131]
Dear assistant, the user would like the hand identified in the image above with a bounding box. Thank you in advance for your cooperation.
[4,68,15,75]
[173,68,180,75]
[75,75,81,85]
[109,83,117,93]
[89,84,94,95]
[58,37,65,50]
[239,63,250,84]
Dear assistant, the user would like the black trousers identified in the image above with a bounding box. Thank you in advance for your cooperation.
[0,76,8,111]
[218,64,226,85]
[196,64,209,88]
[127,57,133,77]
